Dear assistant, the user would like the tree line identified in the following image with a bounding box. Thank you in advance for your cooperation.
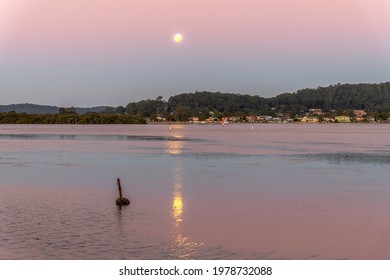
[2,82,390,123]
[269,82,390,116]
[125,82,390,121]
[0,111,146,124]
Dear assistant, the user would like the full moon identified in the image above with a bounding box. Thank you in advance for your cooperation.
[173,33,183,43]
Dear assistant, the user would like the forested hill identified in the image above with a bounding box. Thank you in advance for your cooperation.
[270,82,390,114]
[2,82,390,118]
[126,82,390,120]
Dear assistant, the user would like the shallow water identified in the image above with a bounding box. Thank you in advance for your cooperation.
[1,124,390,259]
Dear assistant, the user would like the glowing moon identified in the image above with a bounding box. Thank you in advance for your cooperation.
[173,33,183,43]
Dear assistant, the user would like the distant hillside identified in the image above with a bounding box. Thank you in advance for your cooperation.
[125,82,390,121]
[0,103,115,114]
[0,103,58,114]
[270,82,390,113]
[3,82,390,119]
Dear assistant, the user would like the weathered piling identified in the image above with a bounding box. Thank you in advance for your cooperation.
[116,178,130,205]
[117,178,123,198]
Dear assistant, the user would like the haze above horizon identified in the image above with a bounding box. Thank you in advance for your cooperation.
[1,0,389,107]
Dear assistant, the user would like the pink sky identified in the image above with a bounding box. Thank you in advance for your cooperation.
[0,0,389,106]
[4,0,388,52]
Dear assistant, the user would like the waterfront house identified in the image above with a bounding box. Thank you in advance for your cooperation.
[353,110,367,117]
[335,116,352,123]
[301,116,320,123]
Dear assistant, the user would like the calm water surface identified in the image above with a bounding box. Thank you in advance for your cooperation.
[1,124,390,259]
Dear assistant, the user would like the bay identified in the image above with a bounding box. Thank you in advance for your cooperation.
[1,124,390,259]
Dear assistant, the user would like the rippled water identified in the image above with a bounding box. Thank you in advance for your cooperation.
[1,124,390,259]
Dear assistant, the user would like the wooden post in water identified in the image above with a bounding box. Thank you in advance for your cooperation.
[117,178,123,199]
[116,178,130,205]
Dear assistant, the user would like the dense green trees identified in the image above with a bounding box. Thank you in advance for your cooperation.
[126,97,167,120]
[124,83,390,120]
[167,91,271,117]
[0,112,146,124]
[2,82,390,124]
[127,92,272,121]
[271,83,390,114]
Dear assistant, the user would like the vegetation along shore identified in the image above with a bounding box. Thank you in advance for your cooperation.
[1,82,390,124]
